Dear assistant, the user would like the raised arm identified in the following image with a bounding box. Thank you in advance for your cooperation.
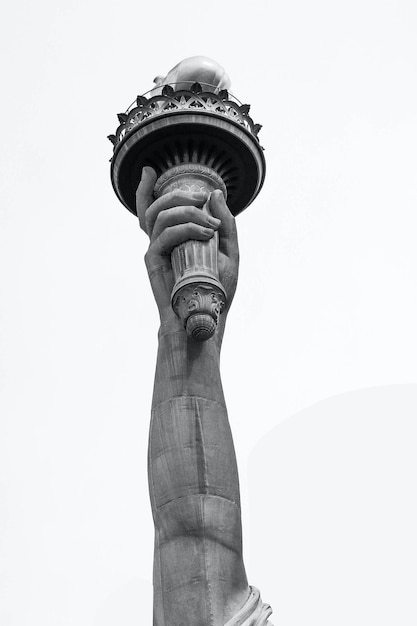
[136,167,272,626]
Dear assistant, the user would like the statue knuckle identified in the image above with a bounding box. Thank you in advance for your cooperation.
[172,205,184,220]
[144,248,153,268]
[153,210,166,229]
[145,212,154,235]
[158,230,168,247]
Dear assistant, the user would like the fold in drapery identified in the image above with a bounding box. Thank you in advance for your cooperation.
[224,586,273,626]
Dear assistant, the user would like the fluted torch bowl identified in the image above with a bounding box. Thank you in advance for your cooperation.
[109,83,265,217]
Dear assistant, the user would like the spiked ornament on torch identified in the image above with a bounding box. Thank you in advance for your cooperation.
[108,56,266,340]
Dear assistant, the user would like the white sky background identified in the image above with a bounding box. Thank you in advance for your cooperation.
[1,0,417,624]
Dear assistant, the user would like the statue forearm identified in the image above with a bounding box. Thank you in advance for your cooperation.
[152,319,226,407]
[150,320,241,509]
[148,323,249,625]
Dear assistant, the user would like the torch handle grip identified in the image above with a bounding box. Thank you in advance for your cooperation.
[154,164,227,341]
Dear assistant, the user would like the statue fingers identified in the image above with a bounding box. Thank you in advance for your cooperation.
[145,190,208,236]
[209,190,239,262]
[151,206,220,242]
[136,166,157,233]
[151,223,215,256]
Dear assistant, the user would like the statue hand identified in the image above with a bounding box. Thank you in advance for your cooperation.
[136,166,239,328]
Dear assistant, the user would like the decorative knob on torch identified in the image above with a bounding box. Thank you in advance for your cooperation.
[108,56,265,340]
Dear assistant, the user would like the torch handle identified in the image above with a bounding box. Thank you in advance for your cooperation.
[154,164,228,341]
